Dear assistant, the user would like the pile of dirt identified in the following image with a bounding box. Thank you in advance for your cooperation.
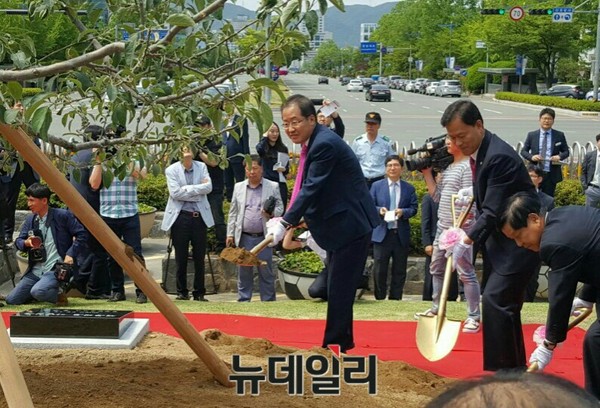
[1,331,454,407]
[220,247,260,266]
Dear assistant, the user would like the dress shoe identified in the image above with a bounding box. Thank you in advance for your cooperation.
[56,293,69,306]
[85,293,111,300]
[136,293,148,304]
[107,292,126,302]
[175,294,190,300]
[193,295,208,302]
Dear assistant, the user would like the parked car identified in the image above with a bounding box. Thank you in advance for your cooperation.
[339,76,351,85]
[404,80,416,92]
[586,87,600,101]
[413,78,428,93]
[365,84,391,102]
[347,79,364,92]
[539,84,585,99]
[426,81,439,96]
[318,76,329,84]
[435,79,462,97]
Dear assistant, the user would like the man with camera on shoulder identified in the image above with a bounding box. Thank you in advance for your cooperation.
[6,183,86,305]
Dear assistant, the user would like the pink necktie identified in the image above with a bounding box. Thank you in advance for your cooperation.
[288,144,308,209]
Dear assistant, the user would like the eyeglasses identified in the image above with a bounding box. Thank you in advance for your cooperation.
[282,118,306,129]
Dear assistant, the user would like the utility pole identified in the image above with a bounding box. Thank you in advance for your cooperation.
[379,44,383,77]
[594,0,600,99]
[264,13,271,105]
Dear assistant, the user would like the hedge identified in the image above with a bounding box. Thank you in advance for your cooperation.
[496,92,600,112]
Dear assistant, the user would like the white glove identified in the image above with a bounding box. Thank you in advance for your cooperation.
[266,221,287,247]
[451,240,472,270]
[529,343,554,370]
[571,297,593,317]
[455,186,473,206]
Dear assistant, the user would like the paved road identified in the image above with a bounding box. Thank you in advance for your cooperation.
[281,74,600,154]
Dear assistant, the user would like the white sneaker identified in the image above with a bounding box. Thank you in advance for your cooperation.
[462,318,480,333]
[414,309,437,320]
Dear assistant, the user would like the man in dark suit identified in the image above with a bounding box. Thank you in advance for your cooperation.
[223,113,250,201]
[500,191,600,400]
[268,94,380,352]
[580,134,600,208]
[520,107,569,197]
[421,192,438,301]
[443,99,539,371]
[370,155,418,300]
[524,165,555,302]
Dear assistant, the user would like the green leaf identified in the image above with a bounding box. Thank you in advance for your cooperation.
[30,106,52,139]
[102,169,114,189]
[106,84,117,102]
[194,0,206,11]
[10,51,29,70]
[318,0,328,16]
[166,13,195,28]
[4,109,18,124]
[328,0,344,12]
[24,93,53,121]
[247,78,286,103]
[281,0,300,26]
[7,82,23,101]
[183,36,196,58]
[111,105,127,128]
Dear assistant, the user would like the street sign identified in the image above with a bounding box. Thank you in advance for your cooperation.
[475,40,486,49]
[552,7,573,23]
[509,6,525,21]
[122,29,168,41]
[381,46,387,54]
[460,69,468,77]
[360,42,377,54]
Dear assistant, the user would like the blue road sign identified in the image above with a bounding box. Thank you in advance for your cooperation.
[460,69,468,77]
[360,42,378,54]
[121,29,169,41]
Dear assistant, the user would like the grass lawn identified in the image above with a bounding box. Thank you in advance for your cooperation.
[2,297,582,329]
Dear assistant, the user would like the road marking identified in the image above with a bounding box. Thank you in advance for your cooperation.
[437,110,445,114]
[421,106,430,109]
[483,108,502,114]
[381,108,392,113]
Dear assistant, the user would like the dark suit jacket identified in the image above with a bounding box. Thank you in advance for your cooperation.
[283,124,379,251]
[370,178,418,247]
[541,206,600,343]
[223,114,250,164]
[421,193,438,247]
[16,208,87,273]
[469,130,539,275]
[538,190,554,212]
[581,149,598,191]
[520,129,569,184]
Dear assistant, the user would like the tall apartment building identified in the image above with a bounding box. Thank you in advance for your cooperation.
[360,23,378,42]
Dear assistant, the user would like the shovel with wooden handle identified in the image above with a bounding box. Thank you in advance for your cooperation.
[220,234,274,266]
[527,306,593,372]
[416,195,474,361]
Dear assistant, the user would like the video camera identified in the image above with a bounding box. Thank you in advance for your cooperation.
[405,134,453,172]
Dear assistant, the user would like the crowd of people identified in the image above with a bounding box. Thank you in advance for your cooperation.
[2,95,600,400]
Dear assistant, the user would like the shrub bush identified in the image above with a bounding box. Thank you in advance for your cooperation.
[138,174,168,210]
[554,179,585,207]
[496,92,600,112]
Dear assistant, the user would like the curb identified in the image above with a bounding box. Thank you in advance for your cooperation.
[491,97,599,118]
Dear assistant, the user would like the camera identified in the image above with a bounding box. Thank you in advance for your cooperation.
[405,134,453,172]
[28,230,47,263]
[263,196,277,216]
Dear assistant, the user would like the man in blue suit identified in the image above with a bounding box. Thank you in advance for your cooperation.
[444,100,539,371]
[370,155,418,300]
[223,113,250,202]
[520,108,569,197]
[268,94,380,353]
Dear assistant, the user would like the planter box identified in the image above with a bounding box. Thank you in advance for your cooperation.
[277,266,320,300]
[139,207,157,239]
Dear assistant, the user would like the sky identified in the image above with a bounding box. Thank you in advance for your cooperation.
[234,0,394,12]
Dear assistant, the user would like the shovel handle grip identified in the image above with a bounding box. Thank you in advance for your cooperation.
[250,234,274,255]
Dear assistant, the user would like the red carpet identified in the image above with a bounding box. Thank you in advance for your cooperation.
[2,312,586,386]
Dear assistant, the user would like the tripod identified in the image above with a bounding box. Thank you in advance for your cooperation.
[162,234,218,295]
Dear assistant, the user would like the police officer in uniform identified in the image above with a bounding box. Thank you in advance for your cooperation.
[351,112,395,190]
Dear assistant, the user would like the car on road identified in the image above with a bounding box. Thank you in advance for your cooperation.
[425,81,439,96]
[318,76,329,84]
[435,79,462,97]
[404,80,416,92]
[365,84,391,102]
[339,76,351,85]
[347,79,364,92]
[586,88,600,101]
[539,84,584,99]
[360,78,376,91]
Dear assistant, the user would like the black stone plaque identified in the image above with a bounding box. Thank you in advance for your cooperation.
[10,309,133,339]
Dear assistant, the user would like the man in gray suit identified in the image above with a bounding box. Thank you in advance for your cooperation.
[581,134,600,208]
[226,155,283,301]
[161,146,214,301]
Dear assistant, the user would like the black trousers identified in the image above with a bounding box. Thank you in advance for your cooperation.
[525,262,542,302]
[540,173,557,197]
[584,316,600,400]
[224,161,245,202]
[308,267,328,300]
[73,232,110,296]
[481,234,538,371]
[2,163,38,238]
[323,233,370,352]
[372,230,409,300]
[207,191,226,249]
[172,212,207,297]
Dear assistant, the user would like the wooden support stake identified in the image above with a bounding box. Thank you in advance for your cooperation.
[0,315,34,407]
[0,125,233,387]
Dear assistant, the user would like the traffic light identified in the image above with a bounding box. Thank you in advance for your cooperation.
[480,8,506,15]
[530,8,553,15]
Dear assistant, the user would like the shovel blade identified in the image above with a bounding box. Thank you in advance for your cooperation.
[416,315,462,361]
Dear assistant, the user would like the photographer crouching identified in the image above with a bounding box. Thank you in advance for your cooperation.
[5,183,86,305]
